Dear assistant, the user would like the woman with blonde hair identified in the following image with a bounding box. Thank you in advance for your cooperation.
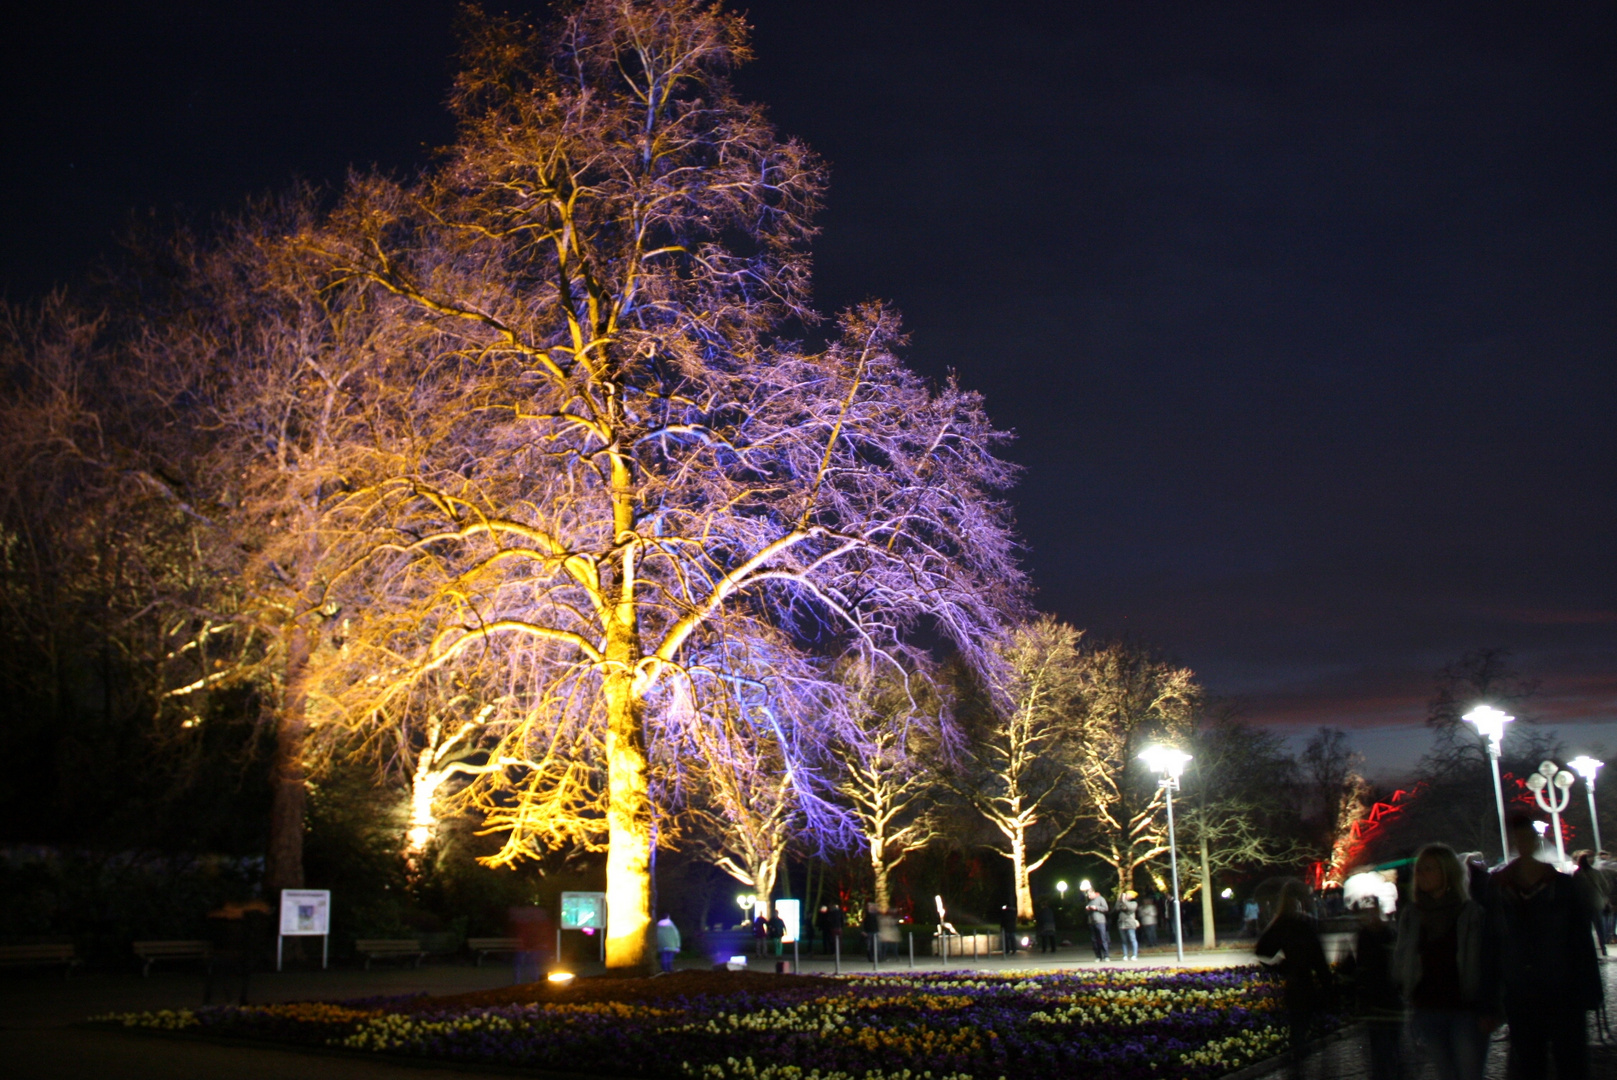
[1393,843,1497,1080]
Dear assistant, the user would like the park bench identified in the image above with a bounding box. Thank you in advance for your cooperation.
[355,938,427,970]
[467,937,521,966]
[0,943,79,976]
[132,939,213,977]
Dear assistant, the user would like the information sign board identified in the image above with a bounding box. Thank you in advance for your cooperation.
[774,898,800,944]
[279,889,331,936]
[560,891,606,931]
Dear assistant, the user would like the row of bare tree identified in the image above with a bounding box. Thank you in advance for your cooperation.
[0,0,1328,967]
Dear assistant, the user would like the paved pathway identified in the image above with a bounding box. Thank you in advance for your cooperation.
[1244,957,1617,1079]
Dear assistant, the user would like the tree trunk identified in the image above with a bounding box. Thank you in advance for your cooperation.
[603,663,652,972]
[1199,833,1216,948]
[1011,832,1033,921]
[871,847,891,912]
[264,624,310,892]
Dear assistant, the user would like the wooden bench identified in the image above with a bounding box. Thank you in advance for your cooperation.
[132,940,212,977]
[0,943,79,976]
[467,937,522,966]
[354,938,427,970]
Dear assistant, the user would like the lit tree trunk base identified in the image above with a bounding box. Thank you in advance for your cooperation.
[1011,835,1033,922]
[604,677,652,972]
[264,625,310,893]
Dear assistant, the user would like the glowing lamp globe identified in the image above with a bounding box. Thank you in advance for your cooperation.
[1139,746,1192,779]
[1462,705,1513,748]
[1569,756,1604,782]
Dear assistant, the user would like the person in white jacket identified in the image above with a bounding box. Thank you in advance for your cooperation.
[655,913,681,974]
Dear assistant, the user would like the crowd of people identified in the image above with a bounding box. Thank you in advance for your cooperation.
[1275,808,1606,1080]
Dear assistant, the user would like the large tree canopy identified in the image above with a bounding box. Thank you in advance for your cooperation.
[305,0,1023,968]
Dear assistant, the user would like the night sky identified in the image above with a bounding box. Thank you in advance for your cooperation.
[4,1,1613,776]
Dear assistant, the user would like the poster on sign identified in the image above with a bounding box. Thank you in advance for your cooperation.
[774,898,800,943]
[276,889,331,971]
[279,889,331,935]
[560,891,606,930]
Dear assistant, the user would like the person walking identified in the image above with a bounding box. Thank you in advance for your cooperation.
[1572,851,1609,957]
[1139,891,1158,949]
[1343,890,1403,1080]
[1116,890,1140,960]
[766,909,786,957]
[999,903,1019,956]
[1492,810,1600,1080]
[1256,879,1331,1079]
[1242,897,1260,938]
[1083,886,1110,961]
[863,903,882,962]
[1393,843,1495,1080]
[655,913,681,974]
[818,903,845,956]
[1036,901,1058,954]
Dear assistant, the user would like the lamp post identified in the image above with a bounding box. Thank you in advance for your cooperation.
[1139,745,1192,963]
[1056,880,1068,904]
[1525,760,1575,866]
[1569,756,1605,854]
[1463,705,1514,862]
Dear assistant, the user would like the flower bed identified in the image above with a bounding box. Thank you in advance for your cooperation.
[94,966,1340,1080]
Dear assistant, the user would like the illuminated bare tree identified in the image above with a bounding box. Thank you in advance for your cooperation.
[962,617,1085,921]
[828,658,950,912]
[313,1,1022,969]
[1072,640,1200,897]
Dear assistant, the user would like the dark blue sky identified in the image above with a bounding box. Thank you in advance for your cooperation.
[4,1,1613,775]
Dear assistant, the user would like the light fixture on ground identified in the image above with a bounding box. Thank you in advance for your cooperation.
[1139,745,1193,963]
[1463,705,1514,862]
[1525,760,1575,865]
[1569,756,1605,853]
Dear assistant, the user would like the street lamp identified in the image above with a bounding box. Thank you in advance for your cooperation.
[736,894,756,922]
[1056,880,1068,903]
[1525,760,1575,865]
[1463,705,1514,862]
[1139,745,1193,963]
[1569,756,1604,854]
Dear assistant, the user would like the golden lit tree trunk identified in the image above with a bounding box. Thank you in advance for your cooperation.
[602,600,652,971]
[870,845,891,913]
[1011,832,1033,921]
[264,624,310,892]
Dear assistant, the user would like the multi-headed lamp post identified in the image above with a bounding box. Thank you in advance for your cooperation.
[1525,761,1575,865]
[1463,705,1514,862]
[1569,756,1605,854]
[1139,745,1192,963]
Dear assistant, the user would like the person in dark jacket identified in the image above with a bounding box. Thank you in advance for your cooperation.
[1395,844,1497,1080]
[863,903,882,962]
[766,910,786,957]
[1492,810,1601,1080]
[1342,891,1402,1080]
[1083,886,1110,961]
[1036,901,1058,954]
[1256,878,1332,1079]
[817,904,845,955]
[1572,851,1609,958]
[999,903,1019,956]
